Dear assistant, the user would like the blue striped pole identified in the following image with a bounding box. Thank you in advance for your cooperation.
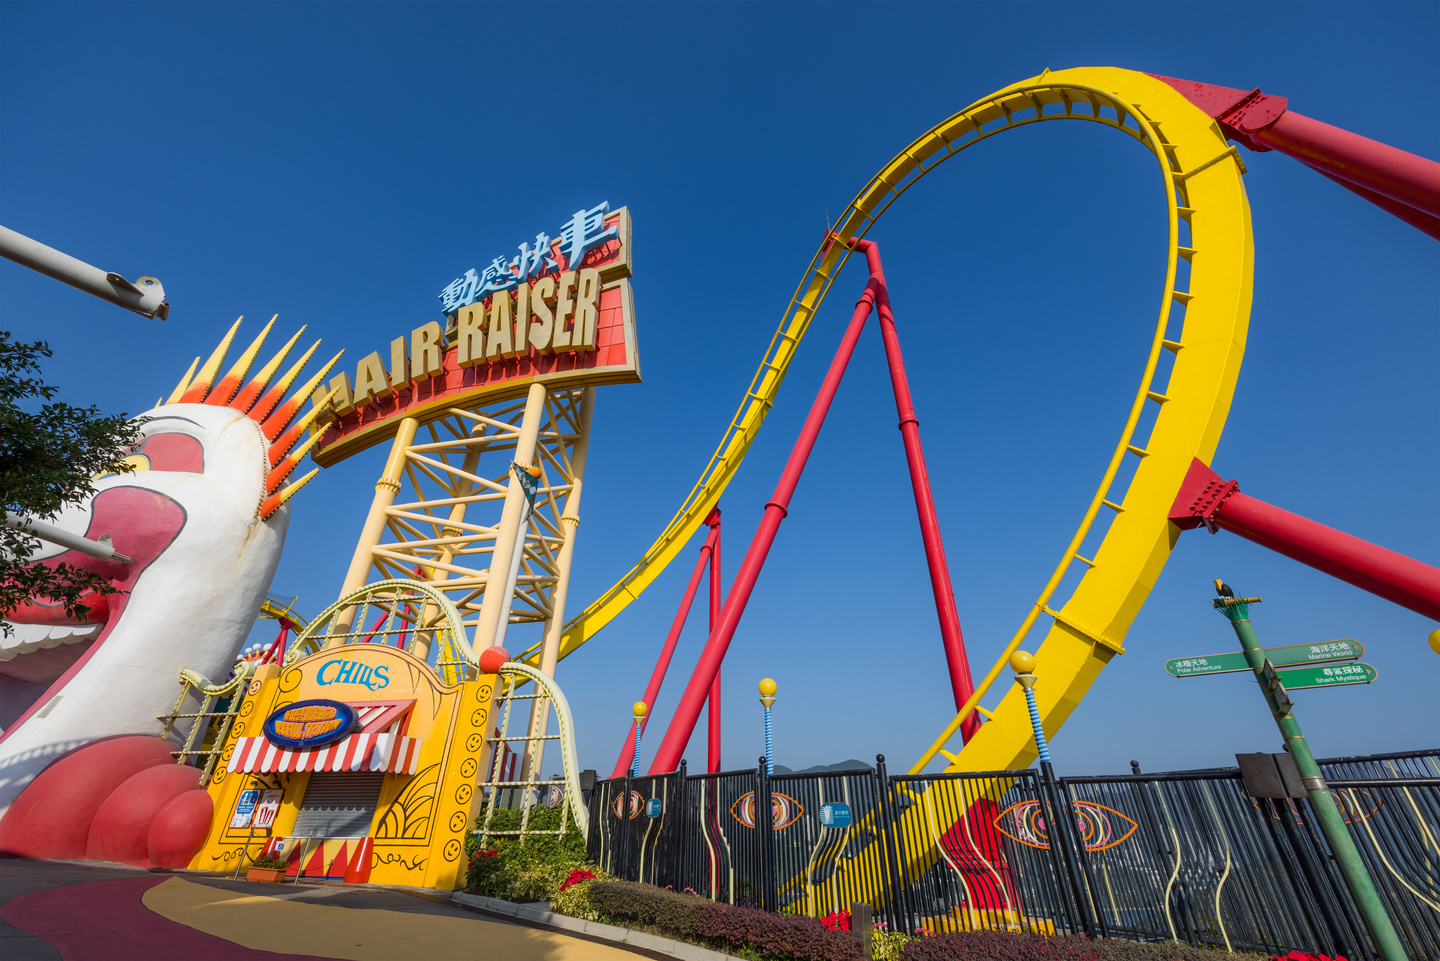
[631,702,647,778]
[1009,651,1051,762]
[1021,685,1050,763]
[758,678,777,776]
[763,707,774,775]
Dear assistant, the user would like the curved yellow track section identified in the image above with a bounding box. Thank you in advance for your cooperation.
[533,67,1252,774]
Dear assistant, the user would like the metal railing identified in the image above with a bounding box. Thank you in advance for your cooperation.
[589,749,1439,957]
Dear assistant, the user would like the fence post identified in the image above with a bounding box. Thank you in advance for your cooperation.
[1057,777,1108,938]
[621,773,634,881]
[759,756,776,912]
[1040,764,1094,936]
[873,754,907,936]
[675,760,688,892]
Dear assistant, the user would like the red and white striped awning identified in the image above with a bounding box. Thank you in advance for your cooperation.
[227,730,423,775]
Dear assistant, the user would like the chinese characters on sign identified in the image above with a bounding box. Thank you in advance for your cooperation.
[438,202,620,317]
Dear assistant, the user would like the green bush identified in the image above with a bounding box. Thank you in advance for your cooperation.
[898,930,1271,961]
[584,881,862,961]
[549,867,617,920]
[464,805,591,902]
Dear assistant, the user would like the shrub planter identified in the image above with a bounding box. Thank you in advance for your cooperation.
[246,867,286,883]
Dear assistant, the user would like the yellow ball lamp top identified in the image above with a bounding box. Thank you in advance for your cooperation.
[1010,650,1037,675]
[758,678,777,697]
[632,701,648,717]
[525,463,542,479]
[1429,629,1440,656]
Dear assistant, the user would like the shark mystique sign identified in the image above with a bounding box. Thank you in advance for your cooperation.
[311,203,638,467]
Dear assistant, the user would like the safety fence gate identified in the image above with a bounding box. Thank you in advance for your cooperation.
[589,749,1438,959]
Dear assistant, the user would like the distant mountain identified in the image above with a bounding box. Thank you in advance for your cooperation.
[771,759,874,776]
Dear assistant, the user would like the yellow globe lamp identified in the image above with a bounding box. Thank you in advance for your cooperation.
[758,678,777,696]
[1429,629,1440,656]
[1010,650,1037,675]
[632,701,648,720]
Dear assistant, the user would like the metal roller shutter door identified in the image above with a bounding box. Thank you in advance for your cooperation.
[290,772,385,838]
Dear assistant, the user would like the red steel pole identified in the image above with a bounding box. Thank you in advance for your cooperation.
[611,522,719,779]
[1149,75,1440,233]
[1253,111,1440,221]
[647,271,880,775]
[1171,458,1440,620]
[848,239,978,737]
[706,510,723,773]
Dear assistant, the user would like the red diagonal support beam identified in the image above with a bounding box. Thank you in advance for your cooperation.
[1170,458,1440,620]
[850,239,978,734]
[647,259,879,775]
[612,513,720,779]
[1150,74,1440,237]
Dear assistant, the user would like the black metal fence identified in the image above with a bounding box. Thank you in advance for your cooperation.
[588,749,1439,958]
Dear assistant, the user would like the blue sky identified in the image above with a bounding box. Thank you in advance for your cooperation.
[3,2,1436,778]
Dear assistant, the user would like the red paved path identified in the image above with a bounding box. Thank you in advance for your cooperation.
[0,877,337,961]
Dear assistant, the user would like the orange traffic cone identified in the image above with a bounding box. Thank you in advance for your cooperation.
[343,837,374,884]
[325,842,349,879]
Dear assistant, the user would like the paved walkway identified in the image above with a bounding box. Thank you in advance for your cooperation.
[0,860,650,960]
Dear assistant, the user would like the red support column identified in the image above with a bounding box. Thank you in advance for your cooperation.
[611,519,720,779]
[1149,74,1440,233]
[706,510,723,773]
[1254,111,1440,221]
[848,239,978,737]
[647,270,880,775]
[1170,458,1440,620]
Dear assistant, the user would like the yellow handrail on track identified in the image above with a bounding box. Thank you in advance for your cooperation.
[524,66,1252,777]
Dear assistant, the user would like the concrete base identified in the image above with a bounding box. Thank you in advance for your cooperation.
[452,892,740,961]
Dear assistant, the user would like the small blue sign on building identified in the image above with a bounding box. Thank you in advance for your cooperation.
[646,798,663,818]
[819,802,852,828]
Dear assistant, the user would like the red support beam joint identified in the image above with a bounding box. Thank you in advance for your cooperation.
[1149,74,1440,233]
[1170,458,1440,621]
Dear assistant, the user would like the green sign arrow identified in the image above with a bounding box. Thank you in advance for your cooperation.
[1164,639,1363,678]
[1275,661,1378,690]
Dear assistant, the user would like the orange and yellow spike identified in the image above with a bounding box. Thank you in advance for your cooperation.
[205,315,275,407]
[166,357,201,405]
[250,341,322,425]
[164,315,332,524]
[179,316,244,404]
[231,325,306,415]
[265,429,326,494]
[269,387,338,467]
[261,350,343,442]
[260,468,319,520]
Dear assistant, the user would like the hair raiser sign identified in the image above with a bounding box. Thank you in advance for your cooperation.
[311,202,639,468]
[263,699,358,750]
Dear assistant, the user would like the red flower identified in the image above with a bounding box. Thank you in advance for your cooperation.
[819,909,852,932]
[469,849,498,865]
[1273,954,1347,961]
[558,868,597,893]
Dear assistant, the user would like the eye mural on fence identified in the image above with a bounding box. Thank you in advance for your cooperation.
[1257,791,1382,826]
[730,791,805,830]
[612,791,645,820]
[992,799,1139,852]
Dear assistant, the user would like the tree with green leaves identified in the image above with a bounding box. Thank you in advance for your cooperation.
[1,331,143,629]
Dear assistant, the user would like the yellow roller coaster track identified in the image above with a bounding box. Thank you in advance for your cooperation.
[521,66,1253,775]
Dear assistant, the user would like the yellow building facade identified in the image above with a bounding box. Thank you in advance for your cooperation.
[190,641,497,890]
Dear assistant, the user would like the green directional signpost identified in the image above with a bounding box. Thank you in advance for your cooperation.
[1274,661,1378,690]
[1192,582,1406,961]
[1165,639,1365,678]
